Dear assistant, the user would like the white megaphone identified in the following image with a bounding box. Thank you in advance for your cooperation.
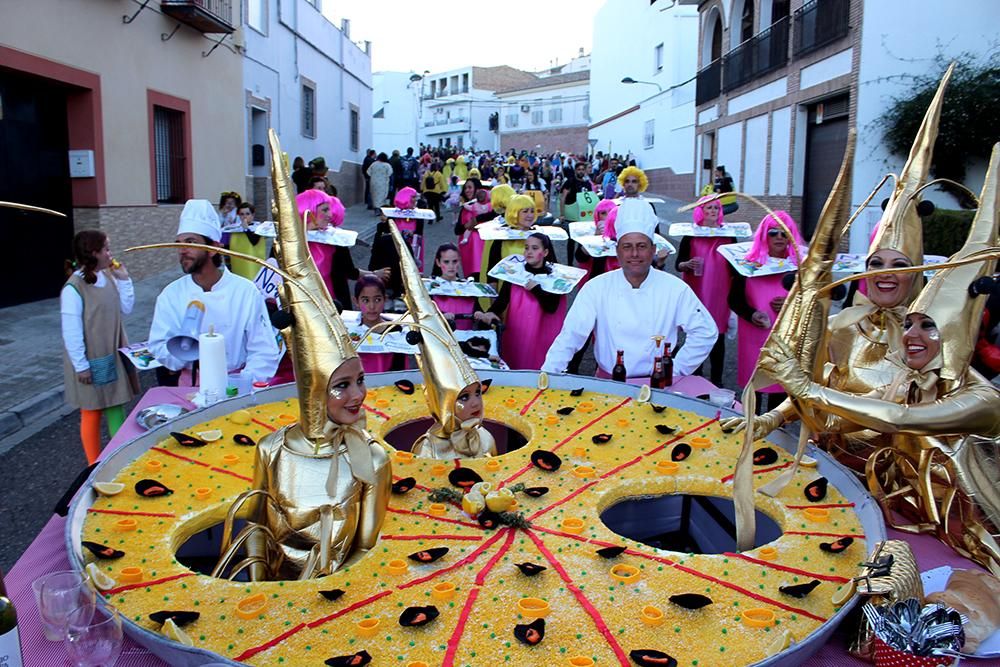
[166,300,205,362]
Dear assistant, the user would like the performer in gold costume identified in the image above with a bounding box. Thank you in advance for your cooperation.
[723,66,952,473]
[213,130,391,581]
[383,220,497,460]
[759,143,1000,575]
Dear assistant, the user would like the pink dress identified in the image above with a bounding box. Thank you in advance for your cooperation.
[432,294,476,330]
[360,352,395,374]
[683,237,734,333]
[502,285,567,371]
[308,241,336,299]
[396,218,424,272]
[458,204,488,277]
[736,273,787,392]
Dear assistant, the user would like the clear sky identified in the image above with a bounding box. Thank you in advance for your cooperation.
[324,0,606,74]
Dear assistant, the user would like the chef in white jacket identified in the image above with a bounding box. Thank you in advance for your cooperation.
[148,199,280,385]
[543,198,718,380]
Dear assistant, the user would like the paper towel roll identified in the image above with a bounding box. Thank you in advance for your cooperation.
[198,331,228,402]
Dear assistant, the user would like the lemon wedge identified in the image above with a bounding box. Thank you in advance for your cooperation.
[637,384,652,404]
[831,580,856,606]
[85,563,115,591]
[162,618,194,647]
[196,429,223,442]
[799,454,818,468]
[93,482,125,497]
[229,410,251,425]
[766,629,794,656]
[537,371,549,390]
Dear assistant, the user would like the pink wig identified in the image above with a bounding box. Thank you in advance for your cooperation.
[328,195,346,228]
[296,189,332,223]
[743,210,805,266]
[601,205,620,241]
[691,196,724,226]
[394,187,419,209]
[594,199,617,224]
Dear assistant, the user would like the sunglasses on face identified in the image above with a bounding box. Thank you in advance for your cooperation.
[767,229,788,238]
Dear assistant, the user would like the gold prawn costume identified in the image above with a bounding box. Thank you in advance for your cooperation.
[384,219,497,460]
[758,142,1000,575]
[213,130,391,581]
[725,66,952,474]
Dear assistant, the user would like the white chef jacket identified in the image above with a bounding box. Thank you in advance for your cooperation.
[148,268,281,381]
[542,268,718,378]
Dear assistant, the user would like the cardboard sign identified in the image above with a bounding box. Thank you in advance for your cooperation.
[381,207,436,220]
[476,219,568,241]
[488,254,586,294]
[563,190,600,222]
[521,189,548,215]
[221,220,277,237]
[717,241,801,277]
[118,342,163,370]
[252,259,284,301]
[306,227,358,247]
[668,222,753,239]
[833,253,947,277]
[569,221,675,258]
[423,278,498,299]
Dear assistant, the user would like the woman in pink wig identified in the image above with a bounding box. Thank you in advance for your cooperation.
[675,196,736,385]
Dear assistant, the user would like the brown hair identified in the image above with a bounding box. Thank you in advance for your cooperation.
[69,229,107,284]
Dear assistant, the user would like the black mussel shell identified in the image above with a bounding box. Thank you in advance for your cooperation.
[630,649,678,667]
[696,393,711,401]
[669,593,713,610]
[670,443,692,462]
[448,467,483,490]
[651,404,668,413]
[514,562,547,576]
[522,487,549,498]
[325,650,372,667]
[408,547,449,564]
[480,378,493,393]
[391,477,417,494]
[394,379,416,395]
[135,479,173,497]
[655,424,677,435]
[81,541,125,560]
[233,433,256,447]
[513,618,546,646]
[570,387,585,397]
[592,433,613,444]
[752,447,779,466]
[820,537,854,554]
[530,450,562,472]
[149,610,200,627]
[596,545,627,559]
[477,511,501,530]
[779,579,821,598]
[398,605,439,627]
[170,431,206,447]
[556,406,575,416]
[319,589,345,601]
[804,477,829,502]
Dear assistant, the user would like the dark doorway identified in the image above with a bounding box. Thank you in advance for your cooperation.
[0,71,74,307]
[801,95,849,238]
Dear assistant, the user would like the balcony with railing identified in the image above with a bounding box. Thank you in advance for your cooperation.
[721,15,789,92]
[696,59,722,106]
[793,0,850,56]
[160,0,234,33]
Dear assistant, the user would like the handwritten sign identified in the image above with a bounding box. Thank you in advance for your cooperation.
[252,259,284,301]
[488,254,586,294]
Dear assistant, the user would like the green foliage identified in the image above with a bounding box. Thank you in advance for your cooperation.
[878,53,1000,205]
[922,208,975,257]
[428,487,463,504]
[498,511,532,529]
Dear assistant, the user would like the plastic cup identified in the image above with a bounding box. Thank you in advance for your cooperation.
[708,388,736,408]
[692,259,704,277]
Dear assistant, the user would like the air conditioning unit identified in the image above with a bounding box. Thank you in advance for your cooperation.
[520,105,530,113]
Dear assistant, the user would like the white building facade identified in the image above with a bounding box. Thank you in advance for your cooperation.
[496,71,590,155]
[240,0,373,208]
[372,71,421,154]
[588,0,700,200]
[689,0,997,250]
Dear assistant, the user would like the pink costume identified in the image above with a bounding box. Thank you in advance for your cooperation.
[600,206,621,272]
[577,199,619,286]
[458,201,489,277]
[360,351,394,374]
[394,187,424,271]
[682,197,734,333]
[296,189,338,300]
[735,211,804,391]
[432,294,476,330]
[502,284,568,371]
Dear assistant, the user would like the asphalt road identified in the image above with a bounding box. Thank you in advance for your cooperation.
[0,196,743,573]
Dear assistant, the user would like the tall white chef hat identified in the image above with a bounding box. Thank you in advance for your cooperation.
[614,198,658,242]
[176,199,222,243]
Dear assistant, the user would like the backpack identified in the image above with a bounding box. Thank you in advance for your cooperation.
[424,174,436,190]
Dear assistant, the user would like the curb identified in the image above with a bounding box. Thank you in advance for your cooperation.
[0,384,66,441]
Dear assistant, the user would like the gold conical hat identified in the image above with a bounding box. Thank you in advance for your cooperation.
[268,129,358,442]
[869,63,954,267]
[909,142,1000,382]
[386,220,480,434]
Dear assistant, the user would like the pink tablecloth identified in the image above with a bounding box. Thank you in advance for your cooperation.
[6,387,998,666]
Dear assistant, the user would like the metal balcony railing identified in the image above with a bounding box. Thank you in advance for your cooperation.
[696,59,722,105]
[160,0,234,33]
[793,0,850,56]
[722,15,789,92]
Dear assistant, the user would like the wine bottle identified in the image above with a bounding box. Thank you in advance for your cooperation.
[663,343,674,387]
[0,568,23,667]
[612,350,627,382]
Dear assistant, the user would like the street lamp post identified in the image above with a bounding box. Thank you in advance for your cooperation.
[621,76,663,93]
[409,71,429,148]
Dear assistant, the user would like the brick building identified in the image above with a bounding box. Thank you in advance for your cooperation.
[497,70,591,156]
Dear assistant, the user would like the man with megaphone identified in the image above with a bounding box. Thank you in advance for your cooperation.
[147,200,281,389]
